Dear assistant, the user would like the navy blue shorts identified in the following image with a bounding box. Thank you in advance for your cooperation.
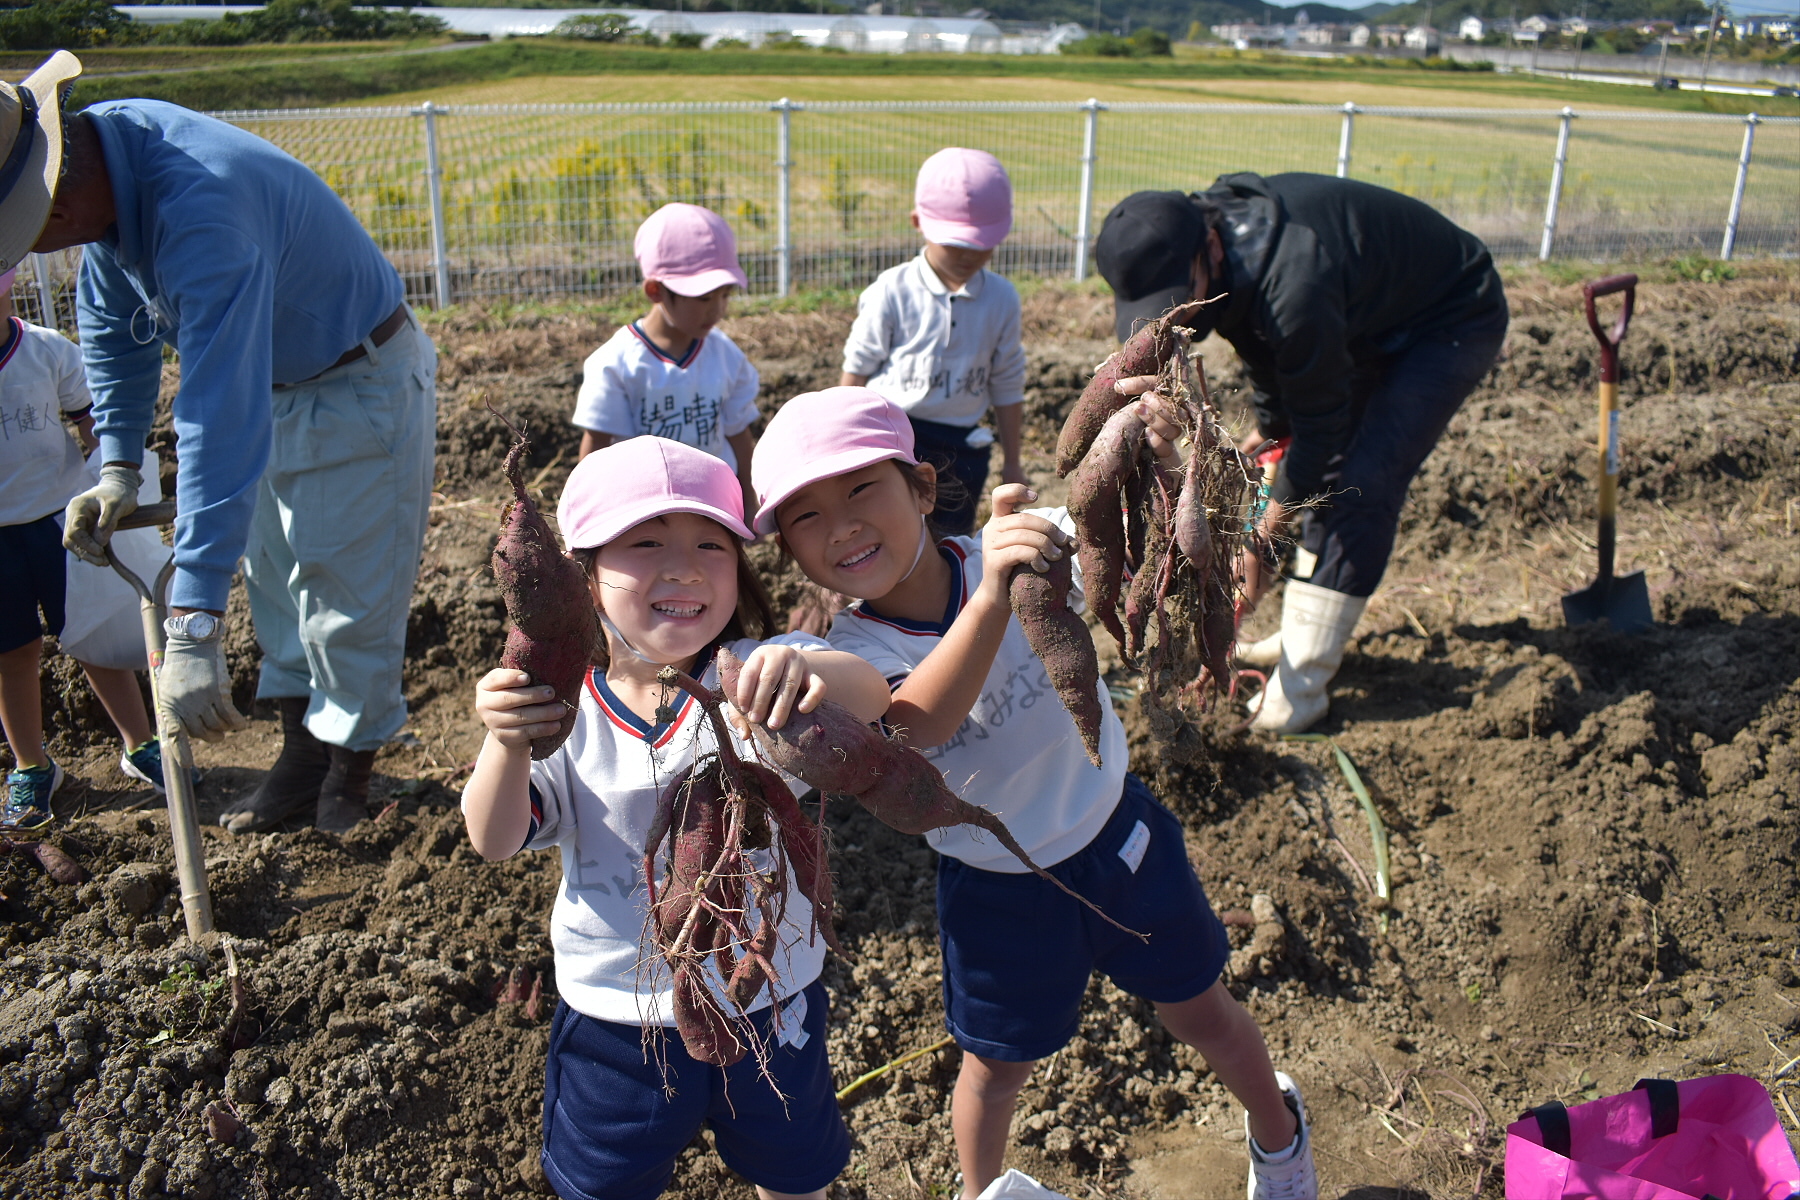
[541,979,849,1200]
[0,513,67,655]
[936,774,1231,1062]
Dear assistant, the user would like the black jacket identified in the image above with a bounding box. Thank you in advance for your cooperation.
[1197,172,1505,506]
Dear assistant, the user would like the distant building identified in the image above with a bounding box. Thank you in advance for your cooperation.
[1212,21,1284,48]
[1349,22,1372,45]
[1404,23,1440,50]
[1459,14,1485,40]
[1293,21,1346,45]
[1375,23,1407,46]
[1519,14,1558,34]
[1561,15,1589,34]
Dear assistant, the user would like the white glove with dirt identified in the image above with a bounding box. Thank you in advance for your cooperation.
[63,463,143,567]
[159,620,249,743]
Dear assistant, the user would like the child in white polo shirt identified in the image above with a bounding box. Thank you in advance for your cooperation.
[752,387,1318,1200]
[0,268,178,828]
[840,148,1027,536]
[573,203,761,515]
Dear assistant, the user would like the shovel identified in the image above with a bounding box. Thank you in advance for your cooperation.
[1562,274,1654,634]
[109,500,215,940]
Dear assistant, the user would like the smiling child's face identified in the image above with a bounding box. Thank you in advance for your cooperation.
[775,460,936,603]
[590,511,739,666]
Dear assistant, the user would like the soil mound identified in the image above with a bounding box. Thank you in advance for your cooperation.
[8,271,1798,1198]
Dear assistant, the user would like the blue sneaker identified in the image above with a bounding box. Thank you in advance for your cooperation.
[121,737,200,795]
[3,762,63,830]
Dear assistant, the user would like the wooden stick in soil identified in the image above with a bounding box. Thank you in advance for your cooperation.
[837,1036,956,1103]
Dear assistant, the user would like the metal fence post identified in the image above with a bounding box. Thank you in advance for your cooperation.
[1720,111,1760,261]
[1073,98,1104,282]
[1336,101,1357,179]
[1540,106,1574,262]
[772,97,796,297]
[416,101,452,309]
[29,253,56,331]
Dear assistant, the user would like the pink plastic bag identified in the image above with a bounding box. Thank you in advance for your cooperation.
[1505,1075,1800,1199]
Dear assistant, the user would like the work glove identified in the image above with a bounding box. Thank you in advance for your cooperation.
[159,623,249,743]
[64,463,143,567]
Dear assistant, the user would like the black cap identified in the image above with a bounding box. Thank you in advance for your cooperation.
[1094,190,1205,342]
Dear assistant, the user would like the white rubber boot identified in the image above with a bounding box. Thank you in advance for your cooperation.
[1250,580,1367,735]
[1237,627,1283,669]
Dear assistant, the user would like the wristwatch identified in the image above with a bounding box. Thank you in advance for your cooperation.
[164,612,221,641]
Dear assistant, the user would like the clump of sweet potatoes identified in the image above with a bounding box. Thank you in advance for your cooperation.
[489,407,601,759]
[1056,320,1262,758]
[643,666,835,1068]
[719,649,1138,937]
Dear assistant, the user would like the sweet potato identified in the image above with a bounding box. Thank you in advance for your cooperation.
[1055,299,1208,477]
[1066,406,1146,652]
[488,407,601,759]
[1010,556,1103,767]
[718,650,1140,938]
[1173,444,1212,574]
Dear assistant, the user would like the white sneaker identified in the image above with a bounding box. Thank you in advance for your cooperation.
[1246,1071,1317,1200]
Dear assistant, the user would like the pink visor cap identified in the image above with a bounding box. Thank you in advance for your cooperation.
[635,203,749,297]
[751,387,918,536]
[558,436,755,550]
[914,147,1012,251]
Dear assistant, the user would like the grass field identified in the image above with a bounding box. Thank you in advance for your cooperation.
[19,40,1795,117]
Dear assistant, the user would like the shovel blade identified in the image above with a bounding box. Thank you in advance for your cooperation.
[1561,570,1653,633]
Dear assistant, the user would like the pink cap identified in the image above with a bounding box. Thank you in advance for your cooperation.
[751,387,918,536]
[558,436,754,550]
[914,148,1012,251]
[635,203,749,297]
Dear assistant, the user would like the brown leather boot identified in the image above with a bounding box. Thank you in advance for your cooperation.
[221,698,329,835]
[315,745,376,834]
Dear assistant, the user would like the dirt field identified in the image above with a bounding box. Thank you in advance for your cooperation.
[4,269,1797,1198]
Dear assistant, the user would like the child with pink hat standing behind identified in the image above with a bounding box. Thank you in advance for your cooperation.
[573,203,762,515]
[840,148,1027,537]
[462,436,888,1200]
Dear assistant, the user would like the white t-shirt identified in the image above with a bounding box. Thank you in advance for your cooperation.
[841,253,1027,428]
[825,509,1126,872]
[523,634,830,1027]
[572,324,760,472]
[0,319,95,528]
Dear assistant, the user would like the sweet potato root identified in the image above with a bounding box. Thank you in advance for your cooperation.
[1055,299,1208,478]
[489,406,601,759]
[1010,556,1103,767]
[1065,405,1146,653]
[1057,330,1258,756]
[717,650,1140,938]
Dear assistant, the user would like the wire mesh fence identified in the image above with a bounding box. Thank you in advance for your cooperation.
[12,101,1797,332]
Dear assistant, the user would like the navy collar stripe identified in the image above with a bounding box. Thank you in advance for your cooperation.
[628,322,702,368]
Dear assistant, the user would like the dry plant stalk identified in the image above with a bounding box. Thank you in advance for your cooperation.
[1060,314,1262,758]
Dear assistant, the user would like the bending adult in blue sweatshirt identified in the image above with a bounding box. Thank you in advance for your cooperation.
[32,78,436,835]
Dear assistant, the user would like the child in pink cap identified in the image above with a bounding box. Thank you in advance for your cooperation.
[751,388,1319,1200]
[461,436,887,1200]
[839,148,1027,537]
[573,203,761,514]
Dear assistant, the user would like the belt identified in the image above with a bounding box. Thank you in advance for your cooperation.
[282,304,409,387]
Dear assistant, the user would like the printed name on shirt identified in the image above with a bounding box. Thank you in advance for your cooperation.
[641,390,723,448]
[891,362,992,400]
[0,402,57,440]
[920,664,1052,761]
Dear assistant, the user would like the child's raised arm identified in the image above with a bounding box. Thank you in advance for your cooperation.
[462,668,568,860]
[885,484,1071,748]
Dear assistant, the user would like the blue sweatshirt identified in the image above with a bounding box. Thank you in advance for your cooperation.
[79,100,405,612]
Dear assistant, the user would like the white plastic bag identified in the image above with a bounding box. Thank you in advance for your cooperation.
[976,1169,1071,1200]
[57,452,170,671]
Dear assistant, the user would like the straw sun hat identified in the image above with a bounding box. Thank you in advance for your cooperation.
[0,51,84,274]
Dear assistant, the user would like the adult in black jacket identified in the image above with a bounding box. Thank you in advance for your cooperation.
[1095,172,1507,733]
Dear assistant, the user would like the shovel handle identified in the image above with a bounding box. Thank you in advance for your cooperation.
[116,500,177,531]
[1583,274,1636,384]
